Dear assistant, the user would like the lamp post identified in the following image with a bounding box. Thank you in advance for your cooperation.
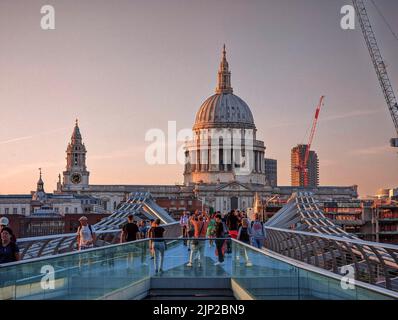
[197,196,206,213]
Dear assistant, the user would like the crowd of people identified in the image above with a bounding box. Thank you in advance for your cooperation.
[180,210,267,268]
[0,209,266,272]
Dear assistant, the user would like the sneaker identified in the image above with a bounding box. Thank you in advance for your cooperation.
[246,262,253,267]
[236,256,240,262]
[214,261,222,266]
[186,262,193,267]
[198,262,201,268]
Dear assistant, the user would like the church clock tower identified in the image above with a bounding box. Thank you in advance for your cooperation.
[62,120,90,191]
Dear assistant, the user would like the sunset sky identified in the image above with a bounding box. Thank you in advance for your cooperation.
[1,0,397,196]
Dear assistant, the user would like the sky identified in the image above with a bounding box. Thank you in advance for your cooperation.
[0,0,397,196]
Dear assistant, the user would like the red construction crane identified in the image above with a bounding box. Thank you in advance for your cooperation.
[299,96,325,187]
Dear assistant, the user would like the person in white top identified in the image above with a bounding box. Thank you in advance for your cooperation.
[76,216,96,250]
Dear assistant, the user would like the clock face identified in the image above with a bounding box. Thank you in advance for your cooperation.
[71,173,82,184]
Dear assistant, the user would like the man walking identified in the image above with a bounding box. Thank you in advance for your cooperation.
[214,214,226,266]
[121,215,139,243]
[179,211,189,246]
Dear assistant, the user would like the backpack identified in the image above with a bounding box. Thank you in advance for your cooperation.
[238,226,250,243]
[77,224,94,237]
[250,221,265,238]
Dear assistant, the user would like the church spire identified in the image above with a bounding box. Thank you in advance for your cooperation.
[216,44,233,94]
[71,118,82,142]
[37,168,44,192]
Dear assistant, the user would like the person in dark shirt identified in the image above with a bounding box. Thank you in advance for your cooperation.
[227,210,239,231]
[236,218,252,267]
[148,219,165,274]
[121,215,139,243]
[214,214,225,265]
[0,227,20,264]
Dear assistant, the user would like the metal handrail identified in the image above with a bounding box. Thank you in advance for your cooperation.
[16,222,180,260]
[265,226,398,251]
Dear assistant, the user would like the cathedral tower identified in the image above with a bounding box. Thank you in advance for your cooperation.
[62,120,90,191]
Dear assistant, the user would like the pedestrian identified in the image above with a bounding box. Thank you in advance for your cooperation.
[148,219,155,260]
[138,220,149,265]
[76,216,96,250]
[148,218,165,274]
[206,215,216,247]
[250,213,266,249]
[214,214,226,266]
[187,215,207,267]
[120,215,139,243]
[236,218,253,267]
[0,227,20,264]
[179,211,189,246]
[0,217,16,243]
[227,210,239,232]
[187,213,195,252]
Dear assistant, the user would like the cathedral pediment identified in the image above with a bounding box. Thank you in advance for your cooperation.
[216,182,252,192]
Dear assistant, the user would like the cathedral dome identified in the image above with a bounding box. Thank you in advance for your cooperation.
[193,45,255,131]
[194,93,255,130]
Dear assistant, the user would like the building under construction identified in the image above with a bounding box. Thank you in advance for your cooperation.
[291,144,319,187]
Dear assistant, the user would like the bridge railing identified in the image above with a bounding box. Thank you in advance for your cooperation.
[265,226,398,292]
[17,222,181,260]
[1,237,396,300]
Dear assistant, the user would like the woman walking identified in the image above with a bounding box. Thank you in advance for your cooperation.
[236,218,252,267]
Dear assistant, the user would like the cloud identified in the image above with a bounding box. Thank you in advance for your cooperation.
[268,108,383,129]
[0,127,69,145]
[320,109,382,122]
[0,161,64,180]
[350,145,391,156]
[0,136,33,145]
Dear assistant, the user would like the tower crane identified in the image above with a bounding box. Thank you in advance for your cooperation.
[353,0,398,148]
[298,96,325,187]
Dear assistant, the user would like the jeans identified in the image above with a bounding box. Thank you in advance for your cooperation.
[153,241,165,271]
[251,238,264,249]
[237,241,250,263]
[189,241,204,264]
[215,239,225,263]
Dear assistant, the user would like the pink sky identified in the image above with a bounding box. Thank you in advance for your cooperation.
[0,0,397,196]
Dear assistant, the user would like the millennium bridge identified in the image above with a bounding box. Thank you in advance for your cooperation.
[0,192,397,300]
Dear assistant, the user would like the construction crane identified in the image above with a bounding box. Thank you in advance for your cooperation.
[352,0,398,148]
[298,96,325,187]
